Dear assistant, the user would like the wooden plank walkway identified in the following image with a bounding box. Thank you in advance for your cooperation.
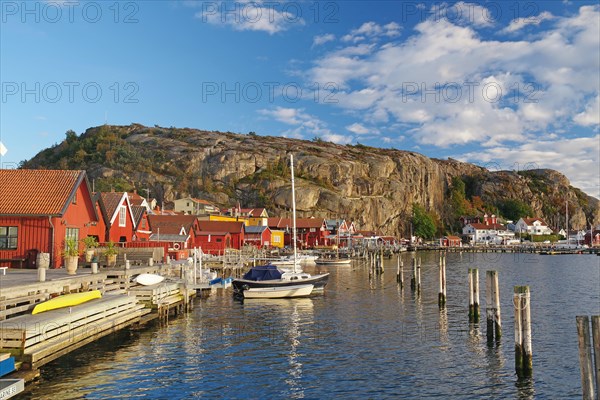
[0,294,149,370]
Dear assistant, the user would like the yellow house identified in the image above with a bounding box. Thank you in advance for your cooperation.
[270,230,284,248]
[239,208,269,226]
[207,215,249,225]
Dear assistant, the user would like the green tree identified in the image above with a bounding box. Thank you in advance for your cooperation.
[496,199,533,221]
[412,204,436,239]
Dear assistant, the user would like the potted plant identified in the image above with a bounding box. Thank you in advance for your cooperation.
[104,241,118,267]
[63,237,80,275]
[82,236,99,263]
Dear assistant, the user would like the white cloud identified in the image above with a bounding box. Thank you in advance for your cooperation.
[194,0,304,35]
[502,11,554,33]
[259,107,344,142]
[307,5,599,149]
[313,33,335,46]
[431,2,496,28]
[574,95,600,126]
[322,134,352,144]
[459,135,600,198]
[341,21,402,43]
[346,123,369,134]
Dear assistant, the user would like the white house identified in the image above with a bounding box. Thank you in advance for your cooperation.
[463,223,515,244]
[514,218,553,235]
[173,197,220,215]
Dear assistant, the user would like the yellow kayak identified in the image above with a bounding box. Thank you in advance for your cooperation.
[32,290,102,315]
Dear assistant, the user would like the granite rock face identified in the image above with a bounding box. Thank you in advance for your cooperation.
[24,124,600,236]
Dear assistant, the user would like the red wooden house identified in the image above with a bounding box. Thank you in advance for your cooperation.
[131,205,151,241]
[0,169,101,269]
[268,217,328,248]
[196,221,245,250]
[243,225,272,248]
[147,214,199,250]
[195,232,232,254]
[440,235,462,247]
[584,230,600,247]
[97,192,136,243]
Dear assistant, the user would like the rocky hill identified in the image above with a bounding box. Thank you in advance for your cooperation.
[22,124,600,237]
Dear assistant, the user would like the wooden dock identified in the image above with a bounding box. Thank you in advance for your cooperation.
[0,262,197,387]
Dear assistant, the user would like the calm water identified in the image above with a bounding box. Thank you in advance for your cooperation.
[18,253,600,399]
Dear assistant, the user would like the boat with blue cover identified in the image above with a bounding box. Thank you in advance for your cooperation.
[232,264,328,297]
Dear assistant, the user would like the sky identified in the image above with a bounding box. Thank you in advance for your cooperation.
[1,0,599,198]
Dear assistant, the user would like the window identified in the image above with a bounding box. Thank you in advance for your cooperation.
[141,219,147,229]
[66,228,79,242]
[72,191,77,205]
[0,226,18,249]
[119,205,127,227]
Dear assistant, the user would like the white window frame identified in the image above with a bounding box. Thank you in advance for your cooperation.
[119,205,127,227]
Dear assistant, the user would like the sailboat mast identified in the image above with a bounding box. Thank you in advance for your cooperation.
[290,154,298,270]
[566,200,569,245]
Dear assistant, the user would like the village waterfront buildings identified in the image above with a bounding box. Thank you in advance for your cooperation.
[2,169,598,270]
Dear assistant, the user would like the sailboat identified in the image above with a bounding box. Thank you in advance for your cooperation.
[232,154,330,298]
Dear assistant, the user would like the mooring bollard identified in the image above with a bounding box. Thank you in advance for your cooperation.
[148,257,154,267]
[37,265,46,282]
[486,270,502,342]
[438,255,446,307]
[514,286,532,377]
[576,315,600,400]
[469,268,480,322]
[91,262,98,274]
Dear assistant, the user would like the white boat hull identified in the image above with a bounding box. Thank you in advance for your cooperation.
[135,273,165,286]
[243,284,314,299]
[315,258,352,266]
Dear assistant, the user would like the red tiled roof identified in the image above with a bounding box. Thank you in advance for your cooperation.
[99,192,127,222]
[0,169,85,216]
[445,235,461,240]
[127,192,147,207]
[239,208,267,217]
[148,214,198,235]
[191,198,215,206]
[268,217,324,229]
[131,205,146,226]
[469,223,506,230]
[522,218,548,226]
[197,220,244,233]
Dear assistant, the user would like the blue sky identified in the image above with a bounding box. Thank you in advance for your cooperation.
[1,1,599,197]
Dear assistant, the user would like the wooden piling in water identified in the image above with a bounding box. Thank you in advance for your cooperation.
[486,270,502,342]
[438,255,446,307]
[593,316,600,400]
[396,257,404,288]
[577,316,595,400]
[416,257,421,293]
[468,268,480,323]
[410,257,417,291]
[514,286,532,377]
[379,248,385,274]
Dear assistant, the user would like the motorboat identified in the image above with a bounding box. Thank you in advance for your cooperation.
[243,284,314,299]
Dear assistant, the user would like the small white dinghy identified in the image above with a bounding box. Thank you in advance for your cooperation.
[243,284,314,299]
[135,273,165,286]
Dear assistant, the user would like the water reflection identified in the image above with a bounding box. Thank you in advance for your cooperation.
[242,298,314,399]
[16,253,598,399]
